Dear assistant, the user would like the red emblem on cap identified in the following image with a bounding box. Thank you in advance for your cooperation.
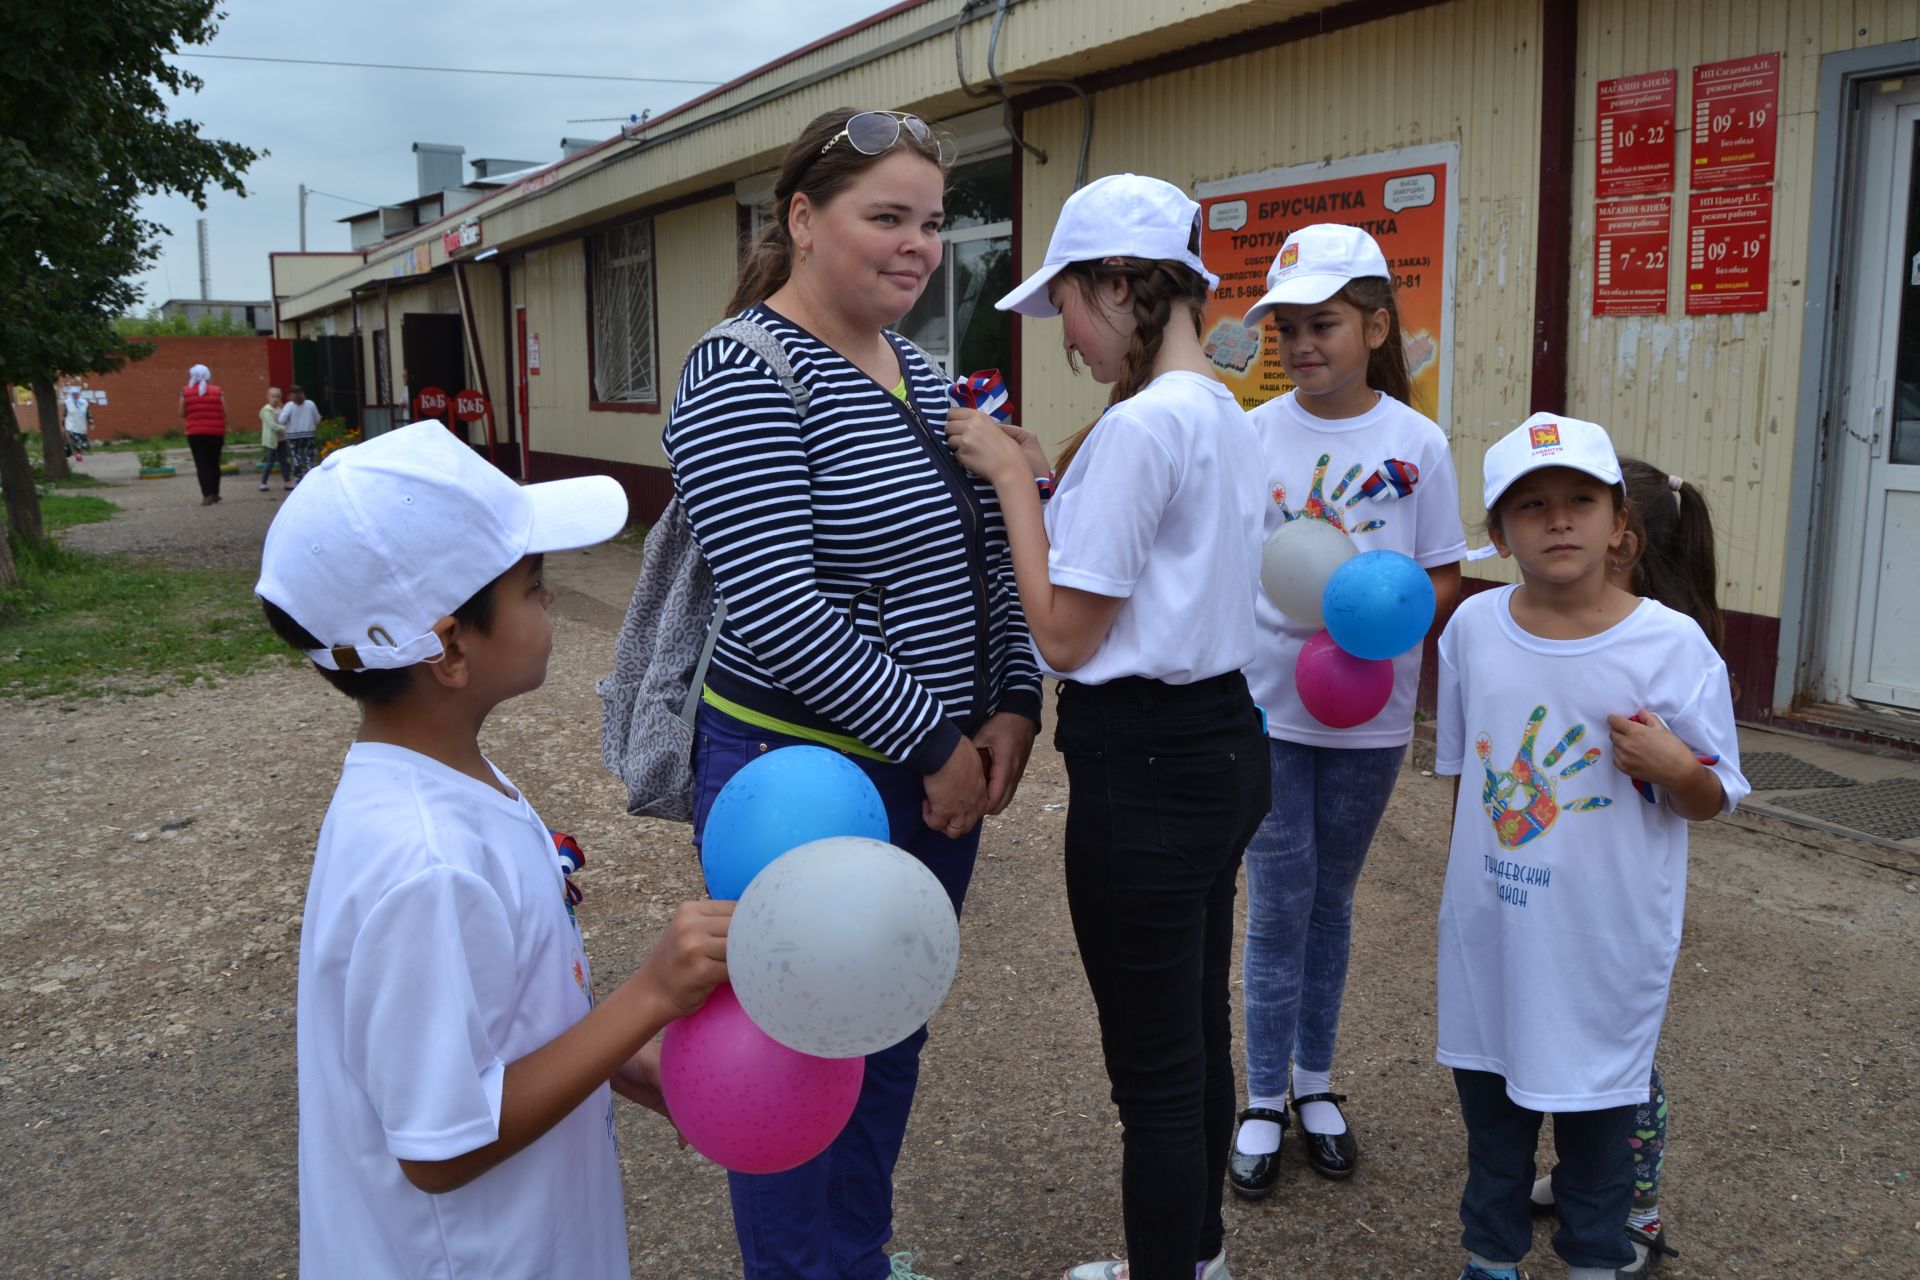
[1277,244,1300,271]
[1529,423,1561,449]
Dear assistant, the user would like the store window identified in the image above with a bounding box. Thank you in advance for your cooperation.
[897,153,1013,378]
[588,217,659,408]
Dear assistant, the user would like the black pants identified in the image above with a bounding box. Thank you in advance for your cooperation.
[1453,1068,1637,1269]
[186,434,223,498]
[1057,671,1270,1280]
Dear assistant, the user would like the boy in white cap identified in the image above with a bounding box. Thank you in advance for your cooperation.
[1432,413,1746,1280]
[256,422,731,1278]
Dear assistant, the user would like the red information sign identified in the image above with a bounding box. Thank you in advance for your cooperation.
[1690,53,1779,189]
[414,385,449,418]
[1598,70,1676,198]
[1594,197,1672,316]
[453,389,490,422]
[1685,188,1772,315]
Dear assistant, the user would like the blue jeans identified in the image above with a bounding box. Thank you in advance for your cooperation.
[690,705,978,1280]
[1058,673,1270,1280]
[1241,739,1404,1099]
[1454,1069,1637,1269]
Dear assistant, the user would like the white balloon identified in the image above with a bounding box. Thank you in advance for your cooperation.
[1260,517,1357,627]
[729,836,961,1059]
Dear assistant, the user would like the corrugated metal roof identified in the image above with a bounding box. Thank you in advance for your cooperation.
[280,0,1337,318]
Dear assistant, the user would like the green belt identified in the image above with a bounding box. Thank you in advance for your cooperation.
[700,686,889,762]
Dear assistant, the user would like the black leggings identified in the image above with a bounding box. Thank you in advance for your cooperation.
[186,434,224,498]
[1057,671,1271,1279]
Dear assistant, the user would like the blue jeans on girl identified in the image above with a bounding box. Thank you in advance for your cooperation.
[690,704,979,1280]
[1241,740,1405,1098]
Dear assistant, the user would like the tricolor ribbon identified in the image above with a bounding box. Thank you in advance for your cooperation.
[1357,458,1420,503]
[949,368,1011,422]
[551,830,586,908]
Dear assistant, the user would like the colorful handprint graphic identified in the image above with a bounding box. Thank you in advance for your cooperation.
[1475,705,1613,848]
[1271,452,1389,534]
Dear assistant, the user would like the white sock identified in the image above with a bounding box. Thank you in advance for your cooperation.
[1291,1066,1347,1135]
[1234,1094,1289,1155]
[1567,1268,1613,1280]
[1627,1199,1660,1230]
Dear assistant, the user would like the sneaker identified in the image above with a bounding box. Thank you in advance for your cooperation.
[888,1253,936,1280]
[1457,1266,1519,1280]
[1064,1251,1230,1280]
[258,482,269,491]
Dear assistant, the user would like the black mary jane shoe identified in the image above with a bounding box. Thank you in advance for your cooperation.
[1291,1091,1359,1180]
[1227,1104,1289,1200]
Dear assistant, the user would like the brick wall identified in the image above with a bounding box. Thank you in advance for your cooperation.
[9,336,283,442]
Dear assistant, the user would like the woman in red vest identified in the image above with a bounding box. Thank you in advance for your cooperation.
[179,362,227,505]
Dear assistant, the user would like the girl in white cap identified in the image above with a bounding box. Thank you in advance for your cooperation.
[1228,223,1466,1197]
[1433,414,1746,1280]
[946,172,1269,1280]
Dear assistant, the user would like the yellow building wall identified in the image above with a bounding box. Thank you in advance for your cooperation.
[1018,0,1544,535]
[515,195,740,470]
[1567,0,1920,619]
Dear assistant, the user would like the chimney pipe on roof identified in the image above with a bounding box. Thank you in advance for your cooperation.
[412,142,465,197]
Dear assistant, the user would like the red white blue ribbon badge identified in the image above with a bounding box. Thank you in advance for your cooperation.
[1358,458,1420,503]
[949,369,1011,422]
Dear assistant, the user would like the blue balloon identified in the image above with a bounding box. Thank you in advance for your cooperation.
[1321,550,1437,660]
[701,746,890,900]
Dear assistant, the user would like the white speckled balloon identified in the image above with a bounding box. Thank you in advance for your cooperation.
[729,836,961,1059]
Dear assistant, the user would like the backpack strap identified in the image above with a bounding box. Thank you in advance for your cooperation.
[698,317,811,418]
[678,596,727,727]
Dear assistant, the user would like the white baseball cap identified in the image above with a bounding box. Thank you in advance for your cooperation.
[256,422,627,671]
[996,173,1219,318]
[1482,412,1623,510]
[1242,223,1391,326]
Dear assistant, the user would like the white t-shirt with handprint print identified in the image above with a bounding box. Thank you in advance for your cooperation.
[1246,390,1467,748]
[1432,587,1748,1110]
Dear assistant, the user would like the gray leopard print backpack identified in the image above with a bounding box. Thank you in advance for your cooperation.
[597,317,810,821]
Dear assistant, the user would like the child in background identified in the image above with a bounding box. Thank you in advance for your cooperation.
[1434,415,1748,1280]
[257,386,289,491]
[255,422,731,1277]
[62,384,90,461]
[1528,456,1727,1273]
[277,384,321,482]
[948,173,1270,1280]
[1228,224,1465,1196]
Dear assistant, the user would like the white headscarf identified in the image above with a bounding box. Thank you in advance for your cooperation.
[188,364,212,395]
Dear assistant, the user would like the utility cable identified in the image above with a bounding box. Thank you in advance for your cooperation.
[176,52,721,85]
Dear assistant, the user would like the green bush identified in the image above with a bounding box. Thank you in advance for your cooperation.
[113,308,256,337]
[137,443,167,470]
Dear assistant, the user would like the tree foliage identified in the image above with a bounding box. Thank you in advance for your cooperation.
[114,307,258,337]
[0,0,257,531]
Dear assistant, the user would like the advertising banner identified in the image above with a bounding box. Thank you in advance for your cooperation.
[1196,143,1458,426]
[1690,53,1780,190]
[1685,188,1772,315]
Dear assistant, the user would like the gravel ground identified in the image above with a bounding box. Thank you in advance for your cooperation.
[2,461,1916,1277]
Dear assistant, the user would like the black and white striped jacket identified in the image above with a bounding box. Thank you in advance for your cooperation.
[662,304,1042,774]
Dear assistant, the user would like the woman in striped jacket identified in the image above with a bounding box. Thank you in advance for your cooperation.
[662,107,1042,1279]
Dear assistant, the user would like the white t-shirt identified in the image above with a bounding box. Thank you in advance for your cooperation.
[1245,391,1466,748]
[297,742,628,1279]
[1432,588,1749,1110]
[64,393,89,434]
[1042,369,1265,685]
[278,399,322,438]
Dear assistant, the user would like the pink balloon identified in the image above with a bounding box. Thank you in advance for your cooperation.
[1294,630,1395,728]
[659,983,864,1175]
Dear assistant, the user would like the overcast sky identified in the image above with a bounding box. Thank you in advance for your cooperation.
[136,0,899,307]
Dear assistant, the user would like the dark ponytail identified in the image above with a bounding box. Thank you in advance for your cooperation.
[726,107,951,316]
[1619,456,1724,656]
[1332,276,1417,412]
[1049,217,1213,476]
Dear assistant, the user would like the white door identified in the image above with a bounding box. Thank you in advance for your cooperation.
[1846,88,1920,710]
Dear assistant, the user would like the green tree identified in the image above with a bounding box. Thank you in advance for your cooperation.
[0,1,258,536]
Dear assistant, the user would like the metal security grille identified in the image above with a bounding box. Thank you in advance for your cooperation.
[590,219,658,405]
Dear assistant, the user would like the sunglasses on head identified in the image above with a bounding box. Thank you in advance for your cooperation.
[817,110,941,161]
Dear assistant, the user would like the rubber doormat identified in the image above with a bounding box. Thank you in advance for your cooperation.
[1771,777,1920,841]
[1739,751,1857,791]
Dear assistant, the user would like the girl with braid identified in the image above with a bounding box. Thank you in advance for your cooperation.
[947,174,1270,1280]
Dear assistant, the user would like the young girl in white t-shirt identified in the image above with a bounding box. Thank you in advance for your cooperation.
[1433,414,1748,1280]
[1227,224,1466,1196]
[946,173,1269,1280]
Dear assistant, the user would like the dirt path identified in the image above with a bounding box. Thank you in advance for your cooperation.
[1,482,1915,1277]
